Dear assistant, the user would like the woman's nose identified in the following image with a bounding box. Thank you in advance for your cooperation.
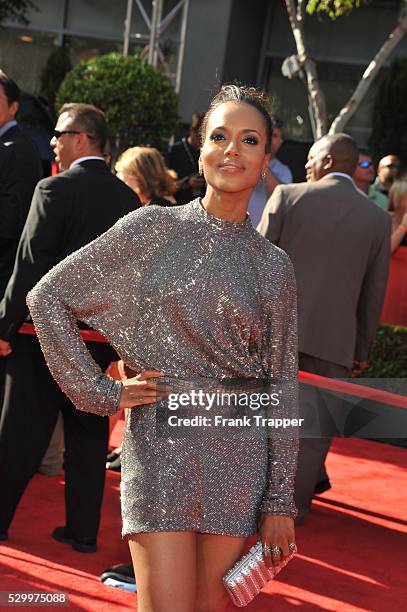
[224,138,239,156]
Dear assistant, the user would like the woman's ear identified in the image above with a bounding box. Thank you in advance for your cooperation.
[262,155,271,175]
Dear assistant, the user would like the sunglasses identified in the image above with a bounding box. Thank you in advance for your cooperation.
[53,129,94,140]
[53,129,81,139]
[358,160,373,168]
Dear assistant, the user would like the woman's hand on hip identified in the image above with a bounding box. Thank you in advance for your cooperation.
[119,370,168,409]
[258,514,296,567]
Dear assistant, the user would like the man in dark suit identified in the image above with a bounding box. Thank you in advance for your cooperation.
[0,103,140,551]
[166,112,206,204]
[0,71,42,277]
[258,133,391,523]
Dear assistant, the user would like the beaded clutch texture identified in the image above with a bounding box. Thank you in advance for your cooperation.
[223,541,297,607]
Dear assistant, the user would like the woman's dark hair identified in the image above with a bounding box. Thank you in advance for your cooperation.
[200,84,273,153]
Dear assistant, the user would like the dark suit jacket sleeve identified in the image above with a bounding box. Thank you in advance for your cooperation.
[0,144,19,243]
[0,181,65,340]
[164,144,173,169]
[354,215,392,361]
[256,184,286,245]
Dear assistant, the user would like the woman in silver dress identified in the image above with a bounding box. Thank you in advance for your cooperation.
[27,85,298,612]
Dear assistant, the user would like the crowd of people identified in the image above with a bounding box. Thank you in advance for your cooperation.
[0,68,405,610]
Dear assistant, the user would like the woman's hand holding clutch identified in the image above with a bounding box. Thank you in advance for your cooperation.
[119,369,168,409]
[258,514,296,567]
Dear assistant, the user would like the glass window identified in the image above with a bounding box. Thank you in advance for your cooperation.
[0,28,59,95]
[65,35,122,65]
[264,56,381,147]
[6,0,66,31]
[66,0,127,39]
[265,1,405,65]
[129,0,184,38]
[263,57,314,142]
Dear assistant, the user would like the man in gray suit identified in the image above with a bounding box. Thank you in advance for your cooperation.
[258,133,391,523]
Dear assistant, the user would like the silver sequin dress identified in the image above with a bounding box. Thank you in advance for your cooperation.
[27,199,299,537]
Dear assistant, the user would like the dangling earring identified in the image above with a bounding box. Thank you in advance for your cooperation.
[261,169,267,181]
[198,158,203,175]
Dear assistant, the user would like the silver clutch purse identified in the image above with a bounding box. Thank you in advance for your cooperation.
[223,541,297,607]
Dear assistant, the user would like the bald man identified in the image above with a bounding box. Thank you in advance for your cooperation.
[373,154,401,197]
[258,133,391,523]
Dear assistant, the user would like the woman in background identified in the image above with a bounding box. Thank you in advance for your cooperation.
[388,180,407,254]
[381,179,407,326]
[115,146,177,207]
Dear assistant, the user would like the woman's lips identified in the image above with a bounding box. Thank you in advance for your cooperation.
[218,163,244,172]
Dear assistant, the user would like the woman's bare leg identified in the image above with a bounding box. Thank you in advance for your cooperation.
[128,531,196,612]
[195,533,248,612]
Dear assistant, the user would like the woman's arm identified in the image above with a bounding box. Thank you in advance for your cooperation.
[259,255,299,518]
[27,212,142,416]
[258,254,299,565]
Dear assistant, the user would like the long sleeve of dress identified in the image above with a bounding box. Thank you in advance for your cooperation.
[259,254,299,518]
[28,198,300,537]
[26,210,145,416]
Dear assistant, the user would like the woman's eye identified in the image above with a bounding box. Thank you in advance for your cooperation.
[209,132,225,141]
[243,135,259,145]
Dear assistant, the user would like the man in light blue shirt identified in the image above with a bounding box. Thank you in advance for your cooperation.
[248,117,293,227]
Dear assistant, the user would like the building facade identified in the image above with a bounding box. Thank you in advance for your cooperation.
[1,0,406,148]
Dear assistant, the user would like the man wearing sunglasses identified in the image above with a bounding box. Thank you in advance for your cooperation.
[353,152,388,210]
[373,154,401,197]
[0,103,139,552]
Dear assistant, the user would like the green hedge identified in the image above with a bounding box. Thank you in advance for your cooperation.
[56,52,179,152]
[361,324,407,448]
[362,324,407,378]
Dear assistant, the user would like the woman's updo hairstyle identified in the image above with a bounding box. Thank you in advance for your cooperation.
[200,84,273,154]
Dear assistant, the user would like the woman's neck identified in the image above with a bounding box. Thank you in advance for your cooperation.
[201,187,251,222]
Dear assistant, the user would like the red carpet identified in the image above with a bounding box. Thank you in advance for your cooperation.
[1,438,406,611]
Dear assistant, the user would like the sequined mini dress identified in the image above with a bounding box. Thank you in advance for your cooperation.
[27,200,299,537]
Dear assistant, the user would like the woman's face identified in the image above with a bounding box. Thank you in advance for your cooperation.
[117,171,147,204]
[200,101,270,195]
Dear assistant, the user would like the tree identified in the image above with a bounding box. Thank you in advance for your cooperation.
[0,0,36,27]
[284,0,407,137]
[40,47,72,117]
[56,52,179,154]
[369,58,407,165]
